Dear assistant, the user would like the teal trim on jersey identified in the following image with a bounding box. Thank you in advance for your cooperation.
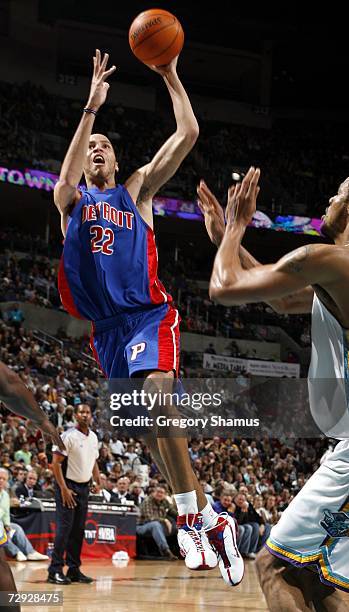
[267,536,349,589]
[321,545,349,586]
[267,536,320,560]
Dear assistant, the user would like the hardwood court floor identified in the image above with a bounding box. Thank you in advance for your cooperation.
[11,558,268,611]
[11,558,349,611]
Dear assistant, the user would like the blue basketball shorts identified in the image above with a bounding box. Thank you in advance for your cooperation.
[90,304,180,379]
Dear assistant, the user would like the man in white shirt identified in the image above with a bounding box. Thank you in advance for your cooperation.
[110,432,125,457]
[48,404,100,585]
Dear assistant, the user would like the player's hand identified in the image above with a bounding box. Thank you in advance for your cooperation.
[197,180,225,247]
[37,418,66,452]
[61,486,77,509]
[86,49,116,111]
[225,167,260,228]
[148,55,178,77]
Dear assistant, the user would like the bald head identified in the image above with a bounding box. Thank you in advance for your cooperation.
[321,176,349,240]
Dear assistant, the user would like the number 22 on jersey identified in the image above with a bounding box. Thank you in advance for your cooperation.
[90,225,114,255]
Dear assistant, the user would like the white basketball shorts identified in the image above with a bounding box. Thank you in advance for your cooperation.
[266,440,349,592]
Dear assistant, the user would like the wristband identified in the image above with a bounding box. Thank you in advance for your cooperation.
[83,107,98,116]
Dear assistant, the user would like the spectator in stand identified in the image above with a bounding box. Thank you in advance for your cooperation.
[62,407,75,429]
[15,469,40,499]
[100,475,119,503]
[110,432,125,457]
[97,446,114,474]
[123,444,141,470]
[14,441,31,466]
[0,468,48,561]
[212,490,236,516]
[49,403,66,430]
[137,486,178,560]
[234,492,262,560]
[7,305,24,329]
[255,495,280,526]
[98,432,112,449]
[13,426,27,452]
[9,465,26,496]
[129,481,145,506]
[41,469,55,498]
[113,477,132,504]
[37,452,49,470]
[55,371,71,393]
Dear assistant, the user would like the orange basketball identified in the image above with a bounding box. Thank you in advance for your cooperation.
[129,8,184,66]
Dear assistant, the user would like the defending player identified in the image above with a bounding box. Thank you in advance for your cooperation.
[0,361,65,611]
[198,169,349,609]
[54,50,243,585]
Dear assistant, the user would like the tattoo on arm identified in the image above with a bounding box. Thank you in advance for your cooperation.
[279,245,314,274]
[137,183,151,205]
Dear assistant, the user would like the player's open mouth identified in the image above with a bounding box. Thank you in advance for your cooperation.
[93,154,105,165]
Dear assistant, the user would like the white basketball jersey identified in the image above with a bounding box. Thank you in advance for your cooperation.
[268,294,349,592]
[308,294,349,439]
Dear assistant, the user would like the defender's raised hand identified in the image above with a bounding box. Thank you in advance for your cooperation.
[86,49,116,111]
[197,180,225,247]
[225,167,260,228]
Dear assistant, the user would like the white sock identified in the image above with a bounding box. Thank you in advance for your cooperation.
[200,502,218,528]
[174,490,198,516]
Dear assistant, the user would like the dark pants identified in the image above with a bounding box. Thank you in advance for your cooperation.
[48,480,89,574]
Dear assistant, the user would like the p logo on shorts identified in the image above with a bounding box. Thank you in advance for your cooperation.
[130,342,146,361]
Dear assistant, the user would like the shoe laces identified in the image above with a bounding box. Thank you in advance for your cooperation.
[203,511,229,534]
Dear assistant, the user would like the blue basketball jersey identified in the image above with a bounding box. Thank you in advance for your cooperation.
[58,185,172,321]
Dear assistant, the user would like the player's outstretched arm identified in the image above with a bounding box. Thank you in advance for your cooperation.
[126,56,199,206]
[209,167,337,307]
[54,50,116,229]
[0,362,65,450]
[197,178,314,313]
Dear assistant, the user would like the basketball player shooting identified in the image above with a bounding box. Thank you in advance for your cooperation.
[198,168,349,610]
[54,50,243,585]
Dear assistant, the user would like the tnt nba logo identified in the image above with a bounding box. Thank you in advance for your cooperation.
[130,342,146,361]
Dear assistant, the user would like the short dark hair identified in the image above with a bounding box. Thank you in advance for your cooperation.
[74,403,91,415]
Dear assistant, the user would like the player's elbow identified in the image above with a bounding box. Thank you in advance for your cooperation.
[186,124,199,144]
[177,124,199,148]
[209,282,232,305]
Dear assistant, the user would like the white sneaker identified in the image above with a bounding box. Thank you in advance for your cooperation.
[206,514,244,586]
[27,551,49,561]
[16,551,27,562]
[177,514,217,571]
[245,552,256,560]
